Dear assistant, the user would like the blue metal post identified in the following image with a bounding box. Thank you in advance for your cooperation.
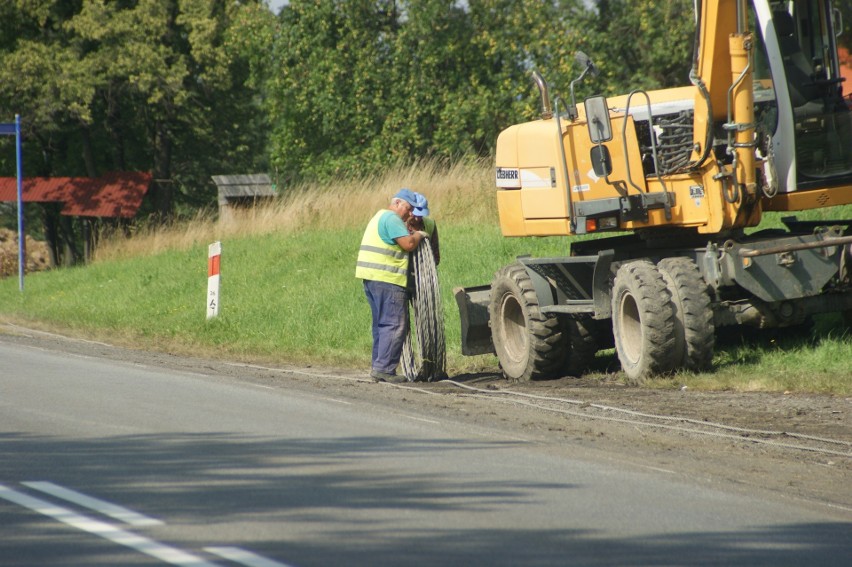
[16,114,24,292]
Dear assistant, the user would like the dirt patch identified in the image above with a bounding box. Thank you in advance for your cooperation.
[0,228,51,278]
[2,323,850,515]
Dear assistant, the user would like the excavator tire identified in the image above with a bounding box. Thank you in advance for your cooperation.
[611,260,677,382]
[558,314,600,377]
[657,257,715,371]
[489,263,566,382]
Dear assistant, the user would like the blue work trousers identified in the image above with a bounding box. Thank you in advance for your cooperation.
[363,279,409,375]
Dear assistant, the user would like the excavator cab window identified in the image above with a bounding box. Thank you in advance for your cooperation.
[761,0,852,187]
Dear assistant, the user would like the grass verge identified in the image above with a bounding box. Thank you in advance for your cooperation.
[0,159,850,393]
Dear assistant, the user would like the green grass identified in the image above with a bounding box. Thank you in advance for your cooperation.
[0,219,577,367]
[644,315,852,393]
[0,177,850,393]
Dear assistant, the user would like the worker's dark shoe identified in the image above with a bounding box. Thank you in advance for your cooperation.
[370,370,408,383]
[370,370,396,382]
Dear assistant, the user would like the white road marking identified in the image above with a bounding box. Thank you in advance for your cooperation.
[206,546,295,567]
[0,484,219,566]
[633,464,677,475]
[22,481,163,527]
[402,415,441,425]
[319,397,352,405]
[298,392,353,405]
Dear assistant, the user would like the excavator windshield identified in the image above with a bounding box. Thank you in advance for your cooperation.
[755,0,852,190]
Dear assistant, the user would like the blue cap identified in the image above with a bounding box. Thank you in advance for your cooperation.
[393,188,418,207]
[412,192,429,217]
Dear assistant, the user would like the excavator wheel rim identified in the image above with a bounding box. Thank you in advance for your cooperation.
[617,292,643,365]
[498,292,527,364]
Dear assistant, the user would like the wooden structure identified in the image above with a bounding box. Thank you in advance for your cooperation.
[211,174,276,222]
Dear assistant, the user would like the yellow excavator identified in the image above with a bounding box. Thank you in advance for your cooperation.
[455,0,852,381]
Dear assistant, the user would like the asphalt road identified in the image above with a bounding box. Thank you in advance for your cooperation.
[1,338,850,566]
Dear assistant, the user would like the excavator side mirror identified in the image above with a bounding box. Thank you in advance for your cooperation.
[575,51,599,77]
[585,95,612,143]
[590,145,613,177]
[568,51,599,121]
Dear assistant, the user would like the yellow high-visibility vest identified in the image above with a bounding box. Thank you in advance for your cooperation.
[355,210,408,287]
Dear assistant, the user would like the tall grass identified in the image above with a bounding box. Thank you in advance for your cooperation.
[93,157,498,263]
[1,158,850,392]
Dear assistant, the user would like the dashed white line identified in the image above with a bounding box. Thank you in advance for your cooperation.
[298,392,353,405]
[402,415,441,425]
[22,481,163,527]
[206,546,295,567]
[0,484,219,566]
[319,397,352,405]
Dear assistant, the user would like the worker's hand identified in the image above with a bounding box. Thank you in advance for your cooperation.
[415,230,429,240]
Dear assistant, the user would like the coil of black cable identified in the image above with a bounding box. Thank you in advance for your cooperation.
[401,238,446,381]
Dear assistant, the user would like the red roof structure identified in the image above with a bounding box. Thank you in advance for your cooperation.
[0,172,151,218]
[0,177,72,203]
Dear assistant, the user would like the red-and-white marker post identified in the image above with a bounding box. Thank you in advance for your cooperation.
[207,241,222,320]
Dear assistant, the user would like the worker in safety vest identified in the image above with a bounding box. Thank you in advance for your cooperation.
[355,188,429,383]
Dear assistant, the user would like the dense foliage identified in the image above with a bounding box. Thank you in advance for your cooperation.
[0,0,701,215]
[0,0,270,216]
[258,0,699,181]
[6,0,848,215]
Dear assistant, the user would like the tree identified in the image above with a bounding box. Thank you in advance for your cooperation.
[264,0,397,180]
[0,1,269,267]
[579,0,695,96]
[464,0,589,139]
[262,0,591,180]
[65,0,270,215]
[0,0,96,264]
[0,0,269,222]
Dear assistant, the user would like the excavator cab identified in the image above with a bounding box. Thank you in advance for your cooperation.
[757,0,852,195]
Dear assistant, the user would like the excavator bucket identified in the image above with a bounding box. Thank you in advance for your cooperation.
[453,285,495,356]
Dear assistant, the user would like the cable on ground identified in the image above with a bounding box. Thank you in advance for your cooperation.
[443,379,852,458]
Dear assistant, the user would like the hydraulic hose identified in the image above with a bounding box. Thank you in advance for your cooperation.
[401,238,446,382]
